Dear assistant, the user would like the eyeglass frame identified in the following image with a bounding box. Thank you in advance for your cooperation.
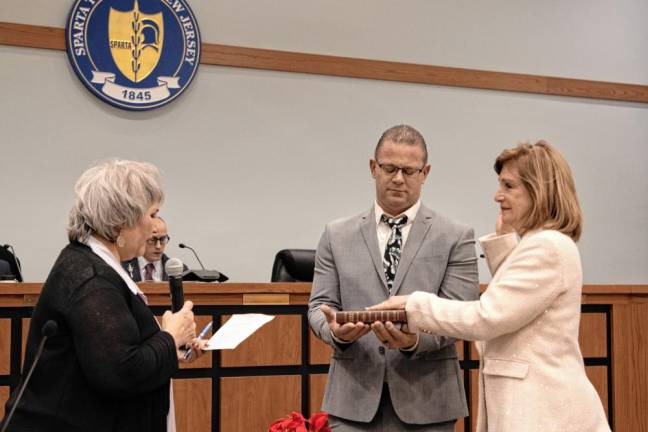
[375,161,426,177]
[146,235,170,246]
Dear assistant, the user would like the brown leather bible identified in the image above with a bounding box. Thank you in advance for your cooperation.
[335,310,407,324]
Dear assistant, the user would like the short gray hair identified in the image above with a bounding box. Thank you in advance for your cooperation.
[68,160,164,243]
[375,124,428,164]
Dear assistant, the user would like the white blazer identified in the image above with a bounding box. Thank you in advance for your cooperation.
[406,229,610,432]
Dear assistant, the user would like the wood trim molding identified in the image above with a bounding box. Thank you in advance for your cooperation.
[2,21,648,103]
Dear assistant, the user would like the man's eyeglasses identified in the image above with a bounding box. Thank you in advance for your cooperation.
[376,162,425,177]
[146,235,170,246]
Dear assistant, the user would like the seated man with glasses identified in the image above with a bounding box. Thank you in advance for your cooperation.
[121,217,185,281]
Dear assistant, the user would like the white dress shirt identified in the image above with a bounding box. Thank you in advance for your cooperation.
[138,256,163,281]
[374,199,421,255]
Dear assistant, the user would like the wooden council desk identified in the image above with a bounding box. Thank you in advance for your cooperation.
[0,283,646,431]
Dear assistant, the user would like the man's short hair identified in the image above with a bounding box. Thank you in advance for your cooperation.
[374,125,428,164]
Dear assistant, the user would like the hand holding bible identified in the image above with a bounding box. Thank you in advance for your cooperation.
[371,321,417,349]
[320,304,371,343]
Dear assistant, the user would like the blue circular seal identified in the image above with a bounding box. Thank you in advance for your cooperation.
[65,0,201,110]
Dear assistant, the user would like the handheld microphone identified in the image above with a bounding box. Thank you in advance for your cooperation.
[178,243,205,270]
[164,258,185,312]
[178,243,229,283]
[1,320,58,432]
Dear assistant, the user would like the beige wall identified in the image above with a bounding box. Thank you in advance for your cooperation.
[0,1,647,282]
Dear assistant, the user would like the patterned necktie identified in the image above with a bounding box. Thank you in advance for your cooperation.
[144,262,155,281]
[381,214,408,293]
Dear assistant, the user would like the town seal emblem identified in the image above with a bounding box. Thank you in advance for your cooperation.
[66,0,200,110]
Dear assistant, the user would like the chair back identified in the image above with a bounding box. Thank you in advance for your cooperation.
[0,245,23,282]
[271,249,315,282]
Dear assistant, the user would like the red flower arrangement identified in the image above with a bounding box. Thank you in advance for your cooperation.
[268,411,331,432]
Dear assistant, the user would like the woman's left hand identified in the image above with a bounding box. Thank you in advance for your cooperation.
[367,295,409,311]
[178,338,210,363]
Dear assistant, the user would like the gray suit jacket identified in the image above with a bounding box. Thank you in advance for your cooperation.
[308,205,479,425]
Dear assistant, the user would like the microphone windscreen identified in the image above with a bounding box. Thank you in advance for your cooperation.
[165,258,184,277]
[41,320,58,337]
[178,243,186,248]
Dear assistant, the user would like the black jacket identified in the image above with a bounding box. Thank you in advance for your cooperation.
[3,242,178,432]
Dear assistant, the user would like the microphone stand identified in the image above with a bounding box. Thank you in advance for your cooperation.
[1,321,57,432]
[178,243,229,282]
[178,243,205,269]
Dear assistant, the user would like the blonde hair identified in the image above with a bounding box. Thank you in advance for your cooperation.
[68,160,164,243]
[494,141,582,241]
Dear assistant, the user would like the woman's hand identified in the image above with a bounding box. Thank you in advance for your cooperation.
[366,295,409,311]
[179,338,209,363]
[496,211,516,236]
[162,300,196,350]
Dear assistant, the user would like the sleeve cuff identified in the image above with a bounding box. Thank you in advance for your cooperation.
[331,331,351,345]
[400,333,420,352]
[479,232,519,275]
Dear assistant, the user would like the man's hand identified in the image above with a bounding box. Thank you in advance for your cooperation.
[371,321,417,350]
[320,304,370,343]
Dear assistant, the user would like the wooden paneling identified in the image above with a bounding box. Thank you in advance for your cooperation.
[242,293,290,305]
[0,22,64,50]
[173,378,211,432]
[0,283,642,307]
[220,375,300,432]
[612,303,648,432]
[470,341,480,360]
[585,366,608,417]
[455,340,464,361]
[220,315,301,367]
[1,22,647,104]
[21,319,29,369]
[454,416,464,432]
[579,313,607,358]
[0,320,9,375]
[0,284,645,432]
[547,78,648,104]
[308,330,332,365]
[470,369,480,431]
[309,374,328,414]
[0,386,9,419]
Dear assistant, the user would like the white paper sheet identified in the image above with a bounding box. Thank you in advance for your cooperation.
[204,314,275,350]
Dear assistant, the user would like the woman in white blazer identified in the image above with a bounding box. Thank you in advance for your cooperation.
[370,141,610,432]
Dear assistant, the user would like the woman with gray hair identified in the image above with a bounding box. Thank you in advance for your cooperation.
[3,160,201,432]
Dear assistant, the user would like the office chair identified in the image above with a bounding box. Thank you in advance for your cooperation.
[0,245,23,282]
[271,249,316,282]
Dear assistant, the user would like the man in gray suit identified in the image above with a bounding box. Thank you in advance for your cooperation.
[308,125,479,431]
